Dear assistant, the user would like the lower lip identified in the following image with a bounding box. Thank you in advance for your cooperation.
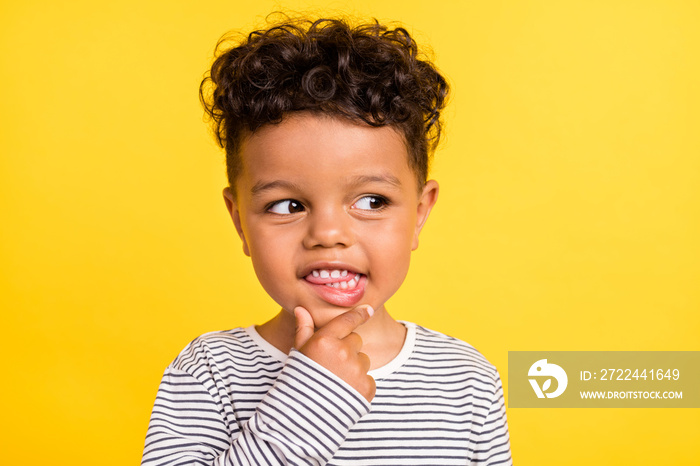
[304,275,367,307]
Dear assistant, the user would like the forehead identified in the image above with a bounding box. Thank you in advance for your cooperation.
[237,113,415,190]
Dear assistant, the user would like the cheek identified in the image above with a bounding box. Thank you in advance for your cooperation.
[364,219,414,273]
[248,246,298,313]
[246,228,296,285]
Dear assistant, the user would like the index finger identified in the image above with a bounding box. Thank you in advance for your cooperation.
[315,305,374,339]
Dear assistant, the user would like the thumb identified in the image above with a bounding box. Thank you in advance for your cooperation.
[293,306,315,349]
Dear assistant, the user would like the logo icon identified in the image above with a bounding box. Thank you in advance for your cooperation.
[528,359,568,398]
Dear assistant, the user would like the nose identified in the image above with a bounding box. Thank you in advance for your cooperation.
[302,206,355,249]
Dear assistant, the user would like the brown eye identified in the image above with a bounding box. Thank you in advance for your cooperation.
[353,196,389,211]
[268,200,304,214]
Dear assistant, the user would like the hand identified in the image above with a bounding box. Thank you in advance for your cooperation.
[294,305,376,402]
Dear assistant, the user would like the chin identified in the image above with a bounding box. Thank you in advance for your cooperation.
[308,307,349,327]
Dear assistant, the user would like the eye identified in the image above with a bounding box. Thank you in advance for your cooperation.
[352,195,389,211]
[267,199,305,214]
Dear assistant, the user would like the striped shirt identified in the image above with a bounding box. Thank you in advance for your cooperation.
[141,322,512,465]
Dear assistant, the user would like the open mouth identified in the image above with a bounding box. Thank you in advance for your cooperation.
[305,269,362,289]
[303,268,367,306]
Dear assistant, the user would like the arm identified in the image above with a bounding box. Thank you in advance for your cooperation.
[141,349,370,466]
[468,371,513,465]
[142,306,375,465]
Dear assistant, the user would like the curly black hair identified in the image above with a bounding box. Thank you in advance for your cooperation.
[200,16,449,189]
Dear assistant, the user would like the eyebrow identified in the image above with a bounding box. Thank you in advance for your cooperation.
[250,173,402,196]
[250,180,305,196]
[347,174,402,189]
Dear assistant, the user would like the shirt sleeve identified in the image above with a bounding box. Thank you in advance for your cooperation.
[141,349,371,466]
[468,370,513,465]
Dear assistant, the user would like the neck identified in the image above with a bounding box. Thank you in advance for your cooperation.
[256,306,407,370]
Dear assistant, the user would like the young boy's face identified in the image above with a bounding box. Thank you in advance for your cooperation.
[224,112,438,328]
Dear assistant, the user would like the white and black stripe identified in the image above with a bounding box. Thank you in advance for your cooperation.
[142,322,512,465]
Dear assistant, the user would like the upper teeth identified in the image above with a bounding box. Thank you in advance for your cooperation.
[312,269,349,278]
[309,269,361,289]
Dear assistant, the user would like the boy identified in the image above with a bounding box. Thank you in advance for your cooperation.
[142,17,512,465]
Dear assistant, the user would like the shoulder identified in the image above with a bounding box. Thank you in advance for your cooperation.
[408,323,500,382]
[168,327,279,375]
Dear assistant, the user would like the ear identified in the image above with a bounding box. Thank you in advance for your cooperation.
[412,179,439,251]
[223,187,250,257]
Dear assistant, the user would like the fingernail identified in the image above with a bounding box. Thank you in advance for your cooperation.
[365,305,374,317]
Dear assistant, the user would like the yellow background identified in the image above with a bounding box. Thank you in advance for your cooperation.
[1,0,698,464]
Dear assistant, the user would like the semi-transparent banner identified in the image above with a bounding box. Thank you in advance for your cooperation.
[508,351,700,408]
